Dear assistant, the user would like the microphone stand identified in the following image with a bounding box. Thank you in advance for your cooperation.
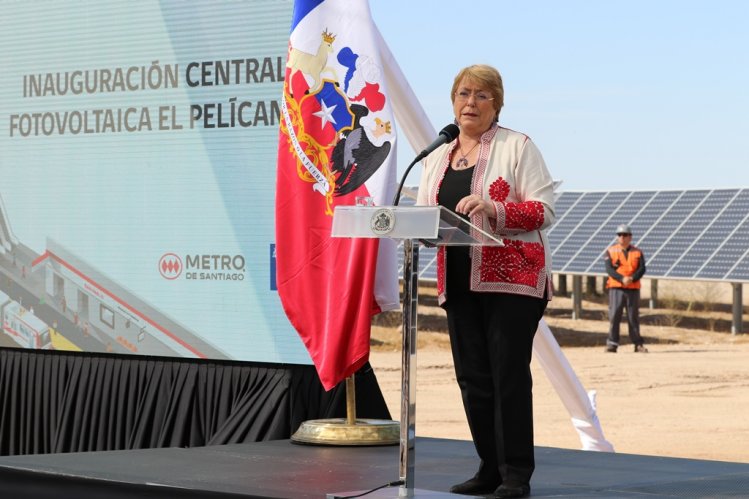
[391,156,422,206]
[392,123,459,206]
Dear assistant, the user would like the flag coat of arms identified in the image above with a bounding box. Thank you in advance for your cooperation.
[276,0,399,390]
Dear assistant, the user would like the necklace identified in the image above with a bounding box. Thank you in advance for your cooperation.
[454,140,480,169]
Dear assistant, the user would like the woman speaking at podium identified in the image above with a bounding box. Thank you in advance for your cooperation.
[417,64,555,499]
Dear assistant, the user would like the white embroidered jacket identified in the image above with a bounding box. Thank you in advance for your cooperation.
[417,124,555,304]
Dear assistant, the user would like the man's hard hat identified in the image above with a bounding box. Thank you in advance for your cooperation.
[615,224,632,235]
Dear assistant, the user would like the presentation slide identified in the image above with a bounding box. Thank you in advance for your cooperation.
[0,1,312,364]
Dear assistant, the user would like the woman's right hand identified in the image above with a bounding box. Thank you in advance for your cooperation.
[455,194,494,219]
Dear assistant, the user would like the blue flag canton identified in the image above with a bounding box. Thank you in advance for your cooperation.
[290,0,325,33]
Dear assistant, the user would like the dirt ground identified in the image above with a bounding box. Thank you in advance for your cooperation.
[369,279,749,464]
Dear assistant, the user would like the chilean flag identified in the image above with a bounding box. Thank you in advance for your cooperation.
[275,0,399,390]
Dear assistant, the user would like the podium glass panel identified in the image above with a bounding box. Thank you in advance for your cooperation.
[434,207,503,246]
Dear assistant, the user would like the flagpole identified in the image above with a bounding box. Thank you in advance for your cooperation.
[345,375,356,425]
[290,374,399,446]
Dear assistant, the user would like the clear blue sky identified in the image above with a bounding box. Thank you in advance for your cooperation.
[370,1,749,191]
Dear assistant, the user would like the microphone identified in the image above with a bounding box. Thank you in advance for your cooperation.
[413,123,460,163]
[392,124,460,205]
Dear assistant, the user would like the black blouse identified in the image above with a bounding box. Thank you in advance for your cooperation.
[437,165,474,293]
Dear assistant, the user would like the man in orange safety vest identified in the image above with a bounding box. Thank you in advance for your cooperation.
[604,224,648,353]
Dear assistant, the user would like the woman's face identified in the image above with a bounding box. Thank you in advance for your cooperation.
[452,78,496,135]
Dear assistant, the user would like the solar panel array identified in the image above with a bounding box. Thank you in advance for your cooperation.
[550,188,749,282]
[397,188,749,283]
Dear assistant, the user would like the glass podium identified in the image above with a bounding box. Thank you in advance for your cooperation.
[331,205,502,498]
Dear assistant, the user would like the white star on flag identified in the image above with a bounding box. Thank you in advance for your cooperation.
[313,99,337,128]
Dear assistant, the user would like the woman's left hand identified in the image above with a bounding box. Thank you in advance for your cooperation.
[455,194,494,218]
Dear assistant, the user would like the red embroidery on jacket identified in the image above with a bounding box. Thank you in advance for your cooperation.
[504,201,545,231]
[437,247,446,296]
[489,177,510,202]
[480,240,545,287]
[489,179,545,231]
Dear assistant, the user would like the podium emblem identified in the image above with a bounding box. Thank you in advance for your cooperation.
[370,208,395,235]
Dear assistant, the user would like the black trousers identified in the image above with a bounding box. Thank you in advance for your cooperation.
[443,287,547,485]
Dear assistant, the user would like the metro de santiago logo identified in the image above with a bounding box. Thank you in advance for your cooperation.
[159,253,183,280]
[158,252,247,281]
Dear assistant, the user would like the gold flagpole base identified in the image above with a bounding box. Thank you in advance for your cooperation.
[290,418,399,446]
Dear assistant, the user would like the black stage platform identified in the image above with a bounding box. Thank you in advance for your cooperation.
[0,437,747,498]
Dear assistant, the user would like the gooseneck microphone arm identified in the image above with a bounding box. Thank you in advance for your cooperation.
[391,124,460,206]
[391,156,422,206]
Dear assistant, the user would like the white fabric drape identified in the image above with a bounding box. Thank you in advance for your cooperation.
[534,319,614,451]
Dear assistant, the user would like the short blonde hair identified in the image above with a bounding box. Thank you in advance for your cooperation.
[451,64,504,121]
